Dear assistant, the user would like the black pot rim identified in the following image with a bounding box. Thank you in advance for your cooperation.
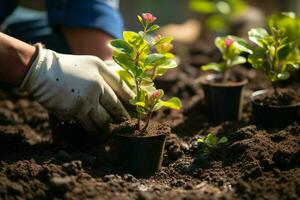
[251,89,300,108]
[199,74,248,87]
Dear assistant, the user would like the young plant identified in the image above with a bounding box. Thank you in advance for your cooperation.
[268,12,300,48]
[189,0,247,34]
[197,133,228,154]
[201,35,247,82]
[110,13,182,131]
[235,27,300,96]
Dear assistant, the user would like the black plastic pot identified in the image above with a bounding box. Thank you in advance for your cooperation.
[113,133,166,178]
[200,74,247,123]
[251,90,300,129]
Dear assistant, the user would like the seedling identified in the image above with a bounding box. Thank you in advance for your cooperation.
[189,0,246,34]
[197,133,228,154]
[110,13,182,131]
[268,12,300,48]
[201,35,247,82]
[235,27,300,96]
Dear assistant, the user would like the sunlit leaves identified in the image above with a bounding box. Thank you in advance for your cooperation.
[245,26,300,84]
[248,28,269,47]
[110,13,181,129]
[201,35,247,73]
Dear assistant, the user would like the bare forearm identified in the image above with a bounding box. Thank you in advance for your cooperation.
[0,33,36,85]
[62,28,113,60]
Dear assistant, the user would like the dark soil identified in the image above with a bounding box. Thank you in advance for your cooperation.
[0,41,299,200]
[109,118,171,137]
[254,89,300,106]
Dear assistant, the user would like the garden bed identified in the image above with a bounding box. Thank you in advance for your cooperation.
[0,42,299,200]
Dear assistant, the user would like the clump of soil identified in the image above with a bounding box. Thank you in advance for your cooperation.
[254,89,300,106]
[109,118,171,137]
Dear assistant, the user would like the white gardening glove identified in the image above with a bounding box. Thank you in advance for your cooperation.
[20,44,134,132]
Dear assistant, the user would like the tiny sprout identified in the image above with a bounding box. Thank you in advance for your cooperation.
[197,133,228,155]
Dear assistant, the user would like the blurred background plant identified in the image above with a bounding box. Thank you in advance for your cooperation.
[188,0,247,35]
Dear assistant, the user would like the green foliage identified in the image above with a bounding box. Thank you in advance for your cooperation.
[189,0,246,33]
[268,12,300,47]
[200,35,247,80]
[234,27,300,87]
[110,13,182,130]
[197,133,228,154]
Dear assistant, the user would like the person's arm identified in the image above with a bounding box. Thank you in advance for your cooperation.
[0,33,134,132]
[61,28,113,60]
[45,0,123,60]
[0,32,37,85]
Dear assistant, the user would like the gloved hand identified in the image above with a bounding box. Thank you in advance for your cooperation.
[20,44,134,132]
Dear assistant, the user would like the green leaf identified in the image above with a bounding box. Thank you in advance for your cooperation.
[157,59,177,69]
[110,39,134,56]
[214,36,226,53]
[277,43,292,61]
[206,14,227,32]
[148,25,160,32]
[189,0,215,14]
[156,37,173,46]
[218,137,228,144]
[201,63,222,72]
[144,53,165,66]
[248,28,269,46]
[153,97,182,111]
[234,39,253,54]
[135,102,146,107]
[230,56,246,66]
[115,69,135,89]
[113,54,137,75]
[123,31,147,51]
[136,106,145,113]
[205,133,217,147]
[277,72,290,80]
[137,15,143,24]
[197,138,205,143]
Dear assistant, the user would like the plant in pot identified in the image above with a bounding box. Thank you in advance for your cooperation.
[109,13,182,177]
[235,27,300,128]
[199,35,248,123]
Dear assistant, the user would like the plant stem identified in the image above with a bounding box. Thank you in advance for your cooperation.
[134,52,142,130]
[151,66,157,80]
[272,81,279,97]
[142,111,153,132]
[222,70,228,83]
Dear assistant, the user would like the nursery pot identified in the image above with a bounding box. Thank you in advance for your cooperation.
[200,74,247,123]
[251,90,300,129]
[112,133,166,178]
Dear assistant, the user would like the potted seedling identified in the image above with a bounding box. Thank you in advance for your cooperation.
[199,35,248,123]
[235,27,300,128]
[109,13,182,177]
[248,27,300,128]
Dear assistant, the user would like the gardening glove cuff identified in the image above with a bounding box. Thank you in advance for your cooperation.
[20,43,134,132]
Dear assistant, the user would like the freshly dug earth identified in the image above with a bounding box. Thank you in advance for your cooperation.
[0,41,299,200]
